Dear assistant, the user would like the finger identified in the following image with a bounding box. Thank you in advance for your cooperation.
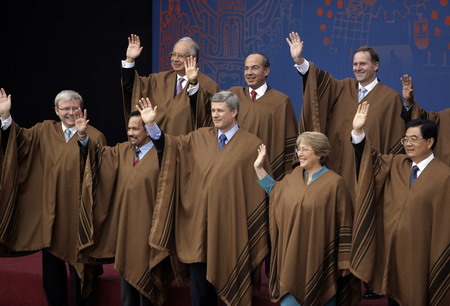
[83,109,88,120]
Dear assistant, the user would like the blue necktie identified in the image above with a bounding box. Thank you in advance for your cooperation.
[218,134,227,151]
[64,129,72,142]
[358,87,367,103]
[409,165,419,187]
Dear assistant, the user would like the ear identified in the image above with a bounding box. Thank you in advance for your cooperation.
[54,107,59,116]
[264,67,270,77]
[231,108,238,118]
[427,138,434,150]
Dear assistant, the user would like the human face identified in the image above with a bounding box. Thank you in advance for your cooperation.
[127,115,150,147]
[353,51,379,87]
[244,54,270,90]
[403,126,434,163]
[54,99,81,128]
[170,41,192,75]
[211,101,237,133]
[296,141,321,172]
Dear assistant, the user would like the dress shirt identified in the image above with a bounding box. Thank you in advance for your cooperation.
[217,123,239,146]
[61,123,77,141]
[248,83,268,100]
[1,115,12,130]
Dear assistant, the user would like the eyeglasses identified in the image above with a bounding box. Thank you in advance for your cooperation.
[244,65,262,72]
[169,52,190,60]
[56,107,80,112]
[400,136,424,145]
[295,147,312,153]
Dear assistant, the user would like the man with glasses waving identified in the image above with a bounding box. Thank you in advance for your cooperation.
[0,88,106,306]
[350,102,450,306]
[121,34,219,136]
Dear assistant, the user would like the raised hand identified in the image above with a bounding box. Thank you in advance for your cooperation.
[136,97,157,126]
[400,74,414,106]
[74,108,89,136]
[353,101,369,135]
[254,144,268,180]
[286,32,304,65]
[185,56,199,85]
[0,88,12,119]
[126,34,143,63]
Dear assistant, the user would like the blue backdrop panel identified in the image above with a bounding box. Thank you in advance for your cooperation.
[152,0,449,115]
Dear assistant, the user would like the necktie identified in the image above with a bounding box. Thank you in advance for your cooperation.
[64,129,72,143]
[251,90,257,101]
[358,87,367,103]
[409,165,419,187]
[176,78,185,95]
[218,134,227,151]
[133,147,141,166]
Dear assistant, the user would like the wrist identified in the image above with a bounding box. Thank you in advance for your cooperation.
[78,132,87,140]
[125,57,135,63]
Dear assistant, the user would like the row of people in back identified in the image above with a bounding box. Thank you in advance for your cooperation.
[1,31,448,306]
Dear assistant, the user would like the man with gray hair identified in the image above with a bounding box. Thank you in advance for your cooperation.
[137,91,270,306]
[0,88,106,305]
[121,34,219,136]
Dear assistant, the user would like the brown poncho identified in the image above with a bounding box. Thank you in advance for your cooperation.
[350,138,450,305]
[0,121,106,288]
[299,62,405,199]
[268,167,354,305]
[123,69,219,135]
[149,127,270,305]
[229,86,298,180]
[78,141,171,305]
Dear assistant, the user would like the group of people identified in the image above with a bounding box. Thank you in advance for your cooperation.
[0,31,448,306]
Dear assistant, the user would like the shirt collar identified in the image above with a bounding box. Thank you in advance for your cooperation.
[61,122,77,134]
[358,78,378,93]
[218,123,239,142]
[412,153,434,172]
[135,140,154,158]
[248,82,268,100]
[304,166,329,185]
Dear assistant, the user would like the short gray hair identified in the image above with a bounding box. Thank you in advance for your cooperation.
[54,90,83,108]
[177,37,200,59]
[211,91,240,114]
[296,132,331,165]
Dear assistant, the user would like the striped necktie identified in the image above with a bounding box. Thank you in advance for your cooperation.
[133,147,141,166]
[358,87,367,103]
[218,134,227,151]
[176,78,185,95]
[409,165,419,187]
[64,129,72,142]
[251,90,257,101]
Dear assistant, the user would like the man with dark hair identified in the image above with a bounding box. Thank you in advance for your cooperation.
[0,88,106,305]
[121,34,219,136]
[75,110,169,306]
[350,102,450,305]
[138,91,271,306]
[286,32,405,202]
[400,74,449,165]
[227,52,298,180]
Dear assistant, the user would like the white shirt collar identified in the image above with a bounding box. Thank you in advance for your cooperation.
[359,78,378,94]
[412,153,434,177]
[61,122,77,134]
[248,82,268,100]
